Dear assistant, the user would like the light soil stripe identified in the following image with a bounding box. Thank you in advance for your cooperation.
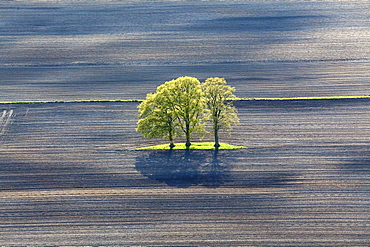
[0,187,284,199]
[0,95,369,104]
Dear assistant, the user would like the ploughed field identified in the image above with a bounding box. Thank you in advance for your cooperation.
[1,0,369,245]
[0,99,369,246]
[1,0,369,102]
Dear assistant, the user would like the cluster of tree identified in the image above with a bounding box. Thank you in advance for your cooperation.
[136,76,239,149]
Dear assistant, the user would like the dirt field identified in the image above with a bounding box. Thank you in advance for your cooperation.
[1,0,369,102]
[1,0,369,245]
[0,99,369,246]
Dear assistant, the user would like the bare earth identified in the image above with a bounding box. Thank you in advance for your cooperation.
[1,0,369,102]
[0,99,369,246]
[0,0,369,245]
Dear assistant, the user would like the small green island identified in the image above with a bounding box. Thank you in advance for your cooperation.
[138,142,246,150]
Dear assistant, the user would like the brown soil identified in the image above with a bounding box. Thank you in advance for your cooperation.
[0,99,369,246]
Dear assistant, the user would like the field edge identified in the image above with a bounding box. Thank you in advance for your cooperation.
[0,95,369,105]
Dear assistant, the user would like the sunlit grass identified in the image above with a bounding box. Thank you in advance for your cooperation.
[233,95,370,101]
[0,99,141,104]
[137,142,246,150]
[1,95,369,104]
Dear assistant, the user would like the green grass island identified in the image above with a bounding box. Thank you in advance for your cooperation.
[137,142,246,150]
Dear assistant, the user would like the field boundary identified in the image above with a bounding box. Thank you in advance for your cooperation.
[0,95,369,105]
[234,95,370,101]
[0,99,142,104]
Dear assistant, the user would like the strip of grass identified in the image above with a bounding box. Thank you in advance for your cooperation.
[233,95,370,101]
[0,99,142,104]
[0,95,370,104]
[137,142,246,150]
[1,95,369,104]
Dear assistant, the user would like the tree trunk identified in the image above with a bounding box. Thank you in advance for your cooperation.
[214,122,220,148]
[185,123,191,148]
[185,136,191,148]
[169,130,175,149]
[214,128,220,148]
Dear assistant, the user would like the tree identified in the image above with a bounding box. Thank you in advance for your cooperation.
[202,77,239,148]
[136,92,181,148]
[137,76,207,148]
[157,76,207,148]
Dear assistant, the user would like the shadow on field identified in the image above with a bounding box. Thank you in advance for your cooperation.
[135,149,229,188]
[340,158,370,174]
[135,149,298,188]
[189,15,325,33]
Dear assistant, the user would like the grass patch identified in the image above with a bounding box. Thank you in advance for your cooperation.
[1,95,369,105]
[0,99,142,105]
[233,95,370,101]
[137,142,246,150]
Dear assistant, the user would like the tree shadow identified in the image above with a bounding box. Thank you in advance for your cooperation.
[135,149,300,189]
[339,157,370,174]
[135,149,230,188]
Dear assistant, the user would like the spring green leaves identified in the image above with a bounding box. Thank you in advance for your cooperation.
[137,76,240,149]
[202,77,239,148]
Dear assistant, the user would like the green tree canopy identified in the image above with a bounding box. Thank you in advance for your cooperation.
[158,76,207,147]
[136,92,181,148]
[202,77,239,148]
[137,76,207,148]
